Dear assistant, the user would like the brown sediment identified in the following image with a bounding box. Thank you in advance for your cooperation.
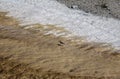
[0,56,117,79]
[0,12,19,26]
[0,12,120,79]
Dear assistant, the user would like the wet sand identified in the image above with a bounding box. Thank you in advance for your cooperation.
[0,12,120,79]
[56,0,120,19]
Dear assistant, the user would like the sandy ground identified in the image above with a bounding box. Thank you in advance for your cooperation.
[1,12,120,79]
[56,0,120,19]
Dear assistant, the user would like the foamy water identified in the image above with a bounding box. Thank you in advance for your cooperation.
[0,0,120,48]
